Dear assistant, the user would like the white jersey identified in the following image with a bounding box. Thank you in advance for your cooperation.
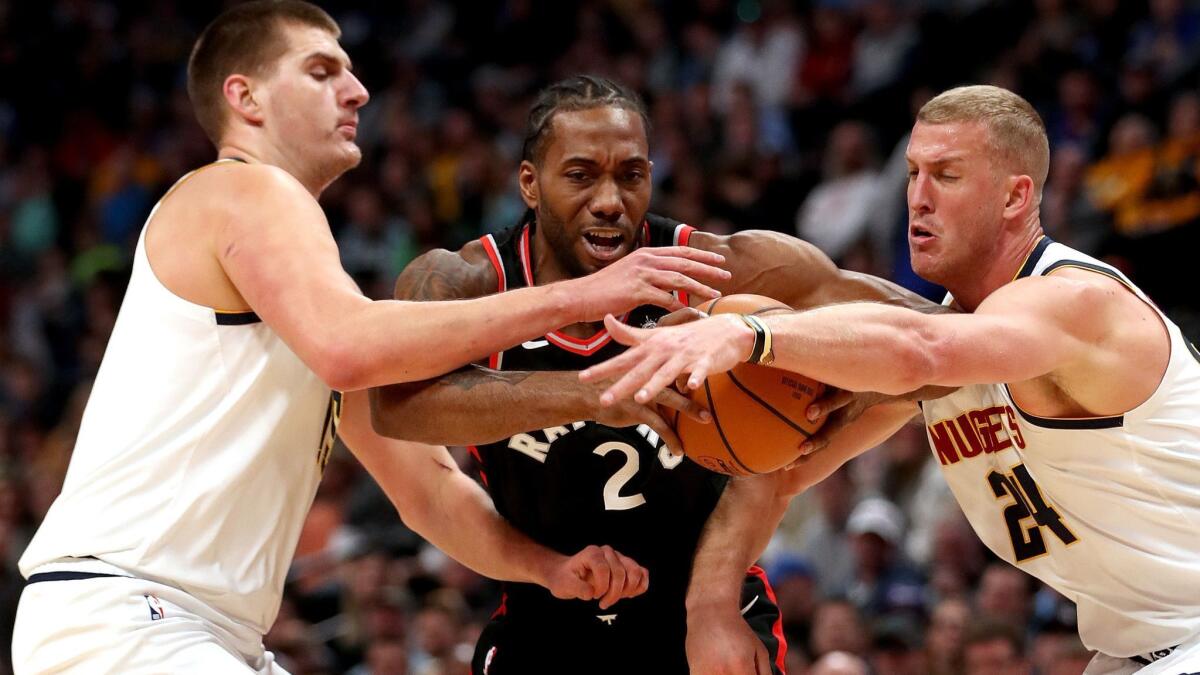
[20,160,341,635]
[922,238,1200,658]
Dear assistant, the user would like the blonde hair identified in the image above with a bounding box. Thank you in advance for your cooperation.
[918,85,1050,201]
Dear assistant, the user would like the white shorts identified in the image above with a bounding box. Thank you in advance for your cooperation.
[12,564,289,675]
[1086,637,1200,675]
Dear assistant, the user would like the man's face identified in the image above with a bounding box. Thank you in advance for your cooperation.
[964,638,1024,675]
[527,106,652,277]
[905,121,1008,288]
[255,23,369,181]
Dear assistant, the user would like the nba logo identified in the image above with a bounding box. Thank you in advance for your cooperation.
[144,594,166,621]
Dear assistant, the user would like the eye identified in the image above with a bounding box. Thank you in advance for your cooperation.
[311,69,329,81]
[566,170,589,182]
[623,170,645,182]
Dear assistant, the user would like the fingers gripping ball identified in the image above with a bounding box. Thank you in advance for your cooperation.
[674,294,827,475]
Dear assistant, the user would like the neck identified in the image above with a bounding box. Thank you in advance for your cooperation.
[948,221,1044,312]
[528,218,572,287]
[217,137,330,198]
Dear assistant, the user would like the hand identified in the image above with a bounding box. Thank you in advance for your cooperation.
[570,247,730,321]
[587,381,711,457]
[687,607,772,675]
[543,544,649,610]
[791,388,887,461]
[579,313,755,406]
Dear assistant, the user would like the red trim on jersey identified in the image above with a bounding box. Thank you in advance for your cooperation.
[491,592,508,619]
[468,445,488,488]
[479,234,507,293]
[519,223,629,354]
[518,226,535,286]
[675,224,697,308]
[748,564,788,674]
[641,219,651,245]
[480,234,507,370]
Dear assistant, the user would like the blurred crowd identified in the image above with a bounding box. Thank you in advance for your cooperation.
[0,0,1198,673]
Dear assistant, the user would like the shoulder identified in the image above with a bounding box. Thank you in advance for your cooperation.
[690,229,830,264]
[688,229,839,297]
[394,239,498,301]
[979,272,1125,341]
[178,162,323,231]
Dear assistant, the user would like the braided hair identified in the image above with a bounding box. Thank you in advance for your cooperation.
[521,75,651,164]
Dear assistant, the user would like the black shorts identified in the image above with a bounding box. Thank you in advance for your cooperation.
[472,566,787,675]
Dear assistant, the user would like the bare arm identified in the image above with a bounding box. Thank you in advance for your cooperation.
[691,229,940,312]
[338,389,647,608]
[585,272,1129,403]
[684,400,919,673]
[214,165,728,390]
[371,244,707,448]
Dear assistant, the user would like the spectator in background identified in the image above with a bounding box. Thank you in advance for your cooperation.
[926,597,970,675]
[809,598,869,659]
[976,563,1036,633]
[810,650,870,675]
[964,619,1031,675]
[844,497,925,616]
[798,467,857,598]
[795,120,879,264]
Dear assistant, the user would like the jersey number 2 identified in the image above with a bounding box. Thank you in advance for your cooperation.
[594,442,647,511]
[988,464,1077,562]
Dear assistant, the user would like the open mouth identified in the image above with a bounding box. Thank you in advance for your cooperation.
[910,224,935,242]
[582,231,625,260]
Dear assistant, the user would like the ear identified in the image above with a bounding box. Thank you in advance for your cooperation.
[1002,174,1036,222]
[518,160,538,210]
[223,74,265,127]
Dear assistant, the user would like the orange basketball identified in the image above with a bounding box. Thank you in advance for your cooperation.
[673,294,827,476]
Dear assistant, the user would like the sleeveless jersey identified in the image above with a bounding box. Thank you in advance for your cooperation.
[473,213,729,633]
[921,237,1200,657]
[20,160,342,635]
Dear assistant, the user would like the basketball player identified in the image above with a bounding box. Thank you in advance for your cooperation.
[370,76,938,675]
[10,4,732,673]
[585,85,1200,675]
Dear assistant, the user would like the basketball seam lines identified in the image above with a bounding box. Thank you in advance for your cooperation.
[705,379,757,475]
[726,372,813,439]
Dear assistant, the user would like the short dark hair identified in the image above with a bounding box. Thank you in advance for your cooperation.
[187,0,339,144]
[522,75,651,164]
[964,618,1025,654]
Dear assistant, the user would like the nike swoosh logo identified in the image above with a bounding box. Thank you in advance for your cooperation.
[740,595,759,616]
[521,339,549,349]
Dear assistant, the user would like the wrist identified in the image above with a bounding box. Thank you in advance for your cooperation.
[686,577,744,616]
[546,279,585,325]
[726,314,757,363]
[686,592,744,623]
[525,548,569,588]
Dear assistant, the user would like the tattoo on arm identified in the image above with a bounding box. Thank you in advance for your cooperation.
[393,248,491,302]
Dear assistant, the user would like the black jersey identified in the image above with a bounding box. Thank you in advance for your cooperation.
[469,214,769,672]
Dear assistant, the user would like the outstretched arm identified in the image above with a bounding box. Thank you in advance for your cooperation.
[214,165,729,390]
[583,272,1116,404]
[370,243,707,449]
[689,229,940,312]
[684,400,918,673]
[338,389,647,609]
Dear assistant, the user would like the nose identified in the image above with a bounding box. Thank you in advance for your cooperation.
[589,176,623,222]
[343,72,370,110]
[908,171,933,215]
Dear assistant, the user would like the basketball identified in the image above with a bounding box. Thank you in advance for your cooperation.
[673,294,827,476]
